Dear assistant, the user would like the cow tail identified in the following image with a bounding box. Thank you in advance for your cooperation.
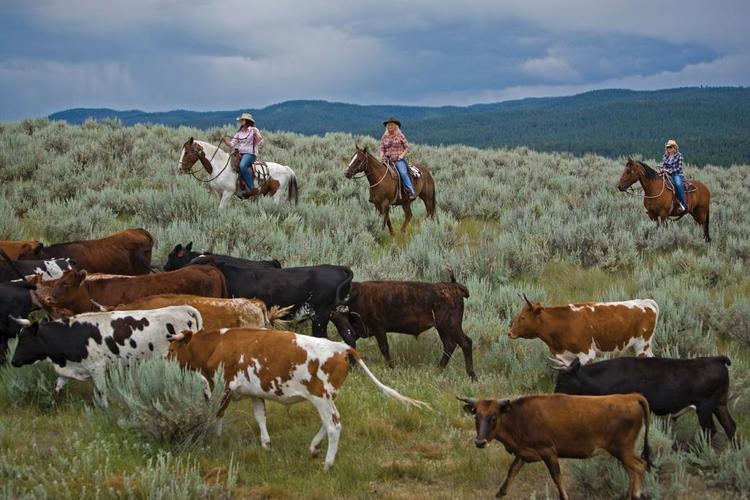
[268,305,294,329]
[719,355,731,367]
[335,268,354,305]
[638,395,653,471]
[347,349,430,409]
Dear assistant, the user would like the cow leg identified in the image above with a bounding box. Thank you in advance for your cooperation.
[215,389,234,436]
[696,404,718,439]
[92,372,108,408]
[496,456,524,497]
[311,313,329,339]
[52,376,69,405]
[373,330,393,367]
[438,326,476,379]
[714,405,737,442]
[311,397,342,471]
[0,337,8,364]
[541,454,568,500]
[309,425,327,457]
[251,397,271,449]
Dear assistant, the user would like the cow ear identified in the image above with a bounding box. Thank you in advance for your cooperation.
[186,242,193,252]
[75,270,87,284]
[456,396,476,414]
[497,399,511,413]
[531,303,543,315]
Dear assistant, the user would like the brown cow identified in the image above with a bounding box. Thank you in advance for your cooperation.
[340,277,475,378]
[114,294,291,330]
[0,240,42,260]
[34,265,227,316]
[509,295,658,366]
[458,393,651,499]
[167,328,428,470]
[18,228,153,275]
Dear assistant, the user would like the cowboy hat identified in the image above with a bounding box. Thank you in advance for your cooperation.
[664,139,679,150]
[383,116,401,127]
[236,112,255,124]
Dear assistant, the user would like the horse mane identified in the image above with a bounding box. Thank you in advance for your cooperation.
[635,160,658,179]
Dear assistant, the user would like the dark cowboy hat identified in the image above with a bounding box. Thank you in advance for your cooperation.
[383,116,401,127]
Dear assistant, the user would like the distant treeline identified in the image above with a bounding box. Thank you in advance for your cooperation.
[48,87,750,167]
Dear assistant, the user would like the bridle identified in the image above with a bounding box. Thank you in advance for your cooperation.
[348,150,389,188]
[621,161,667,199]
[179,140,232,183]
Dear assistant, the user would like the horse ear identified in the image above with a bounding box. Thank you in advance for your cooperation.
[188,137,194,145]
[627,156,633,163]
[355,142,360,150]
[186,242,193,252]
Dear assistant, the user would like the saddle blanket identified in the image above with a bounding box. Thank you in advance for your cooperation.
[385,161,421,179]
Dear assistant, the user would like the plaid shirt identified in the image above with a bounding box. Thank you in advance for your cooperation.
[380,131,409,163]
[230,127,262,155]
[662,151,684,176]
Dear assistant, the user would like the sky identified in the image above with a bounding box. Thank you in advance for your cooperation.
[1,0,748,120]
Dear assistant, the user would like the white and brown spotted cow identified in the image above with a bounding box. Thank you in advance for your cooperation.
[11,306,202,404]
[167,328,428,470]
[509,295,658,366]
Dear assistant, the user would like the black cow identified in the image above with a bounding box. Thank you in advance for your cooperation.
[163,242,281,271]
[0,280,40,364]
[0,258,75,283]
[554,356,737,441]
[190,257,355,345]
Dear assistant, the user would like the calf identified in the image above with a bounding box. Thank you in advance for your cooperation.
[459,393,651,500]
[0,258,74,283]
[0,280,40,364]
[509,295,658,365]
[34,264,227,316]
[554,356,736,441]
[114,294,291,330]
[163,242,281,271]
[341,277,475,378]
[18,228,153,275]
[0,240,42,260]
[11,306,202,403]
[167,328,428,470]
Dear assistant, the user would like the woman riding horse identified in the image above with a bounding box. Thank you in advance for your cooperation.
[660,139,687,213]
[380,117,416,200]
[221,112,263,198]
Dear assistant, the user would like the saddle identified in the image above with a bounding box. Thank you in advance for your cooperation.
[230,151,272,196]
[384,160,421,201]
[662,173,697,213]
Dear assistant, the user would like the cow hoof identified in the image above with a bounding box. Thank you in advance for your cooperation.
[495,489,507,498]
[323,462,334,472]
[261,442,271,450]
[310,448,321,458]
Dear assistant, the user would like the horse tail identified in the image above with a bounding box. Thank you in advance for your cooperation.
[704,206,711,243]
[428,170,437,218]
[288,174,299,204]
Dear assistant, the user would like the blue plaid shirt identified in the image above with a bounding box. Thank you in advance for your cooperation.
[662,152,684,176]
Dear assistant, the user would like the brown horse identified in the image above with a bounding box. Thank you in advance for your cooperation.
[344,146,436,234]
[617,158,711,242]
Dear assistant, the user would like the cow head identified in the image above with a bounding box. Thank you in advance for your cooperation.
[163,242,194,271]
[457,396,511,448]
[166,329,194,367]
[16,242,44,260]
[11,321,45,367]
[34,269,88,313]
[552,358,587,394]
[508,294,544,339]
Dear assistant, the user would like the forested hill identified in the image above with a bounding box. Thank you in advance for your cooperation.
[49,87,750,166]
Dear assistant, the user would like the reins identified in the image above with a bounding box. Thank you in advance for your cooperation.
[181,138,233,183]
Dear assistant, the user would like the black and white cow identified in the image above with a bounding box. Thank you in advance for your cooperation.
[11,306,202,403]
[554,356,737,440]
[190,257,356,345]
[0,258,75,283]
[163,242,280,271]
[0,280,40,364]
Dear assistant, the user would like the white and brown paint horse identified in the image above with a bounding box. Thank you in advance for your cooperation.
[178,138,299,208]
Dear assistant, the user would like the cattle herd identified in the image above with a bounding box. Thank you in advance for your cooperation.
[0,228,739,498]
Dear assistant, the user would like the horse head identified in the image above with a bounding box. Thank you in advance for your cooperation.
[178,137,205,173]
[617,157,642,191]
[344,145,369,179]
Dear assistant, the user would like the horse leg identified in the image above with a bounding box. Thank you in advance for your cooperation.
[400,202,413,233]
[381,203,394,235]
[218,190,233,209]
[693,205,711,243]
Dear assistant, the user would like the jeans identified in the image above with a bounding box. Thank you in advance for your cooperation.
[671,174,687,208]
[395,159,415,195]
[239,153,256,189]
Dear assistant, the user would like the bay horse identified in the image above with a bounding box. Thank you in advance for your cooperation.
[178,138,299,208]
[617,157,711,242]
[344,146,436,235]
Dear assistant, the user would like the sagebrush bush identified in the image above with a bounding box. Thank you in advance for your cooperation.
[103,358,226,449]
[0,341,57,411]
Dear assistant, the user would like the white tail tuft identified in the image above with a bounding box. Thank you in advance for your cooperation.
[354,355,431,410]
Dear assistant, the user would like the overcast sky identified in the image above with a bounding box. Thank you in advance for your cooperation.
[1,0,748,120]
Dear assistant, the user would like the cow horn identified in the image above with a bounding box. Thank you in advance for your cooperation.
[456,395,476,405]
[547,356,568,370]
[167,331,185,342]
[90,299,109,312]
[10,316,32,327]
[519,293,533,307]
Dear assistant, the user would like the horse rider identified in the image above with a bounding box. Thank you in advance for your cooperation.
[221,112,263,197]
[659,139,687,213]
[380,117,416,201]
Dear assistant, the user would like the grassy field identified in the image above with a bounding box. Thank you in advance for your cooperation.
[1,118,749,499]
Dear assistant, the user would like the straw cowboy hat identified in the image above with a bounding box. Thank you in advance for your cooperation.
[236,112,255,124]
[665,139,679,150]
[383,116,401,127]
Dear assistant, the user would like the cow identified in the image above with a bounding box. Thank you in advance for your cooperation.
[458,393,651,500]
[339,277,475,378]
[508,295,658,365]
[163,242,281,271]
[18,228,154,275]
[554,356,737,441]
[189,257,355,345]
[167,327,428,470]
[11,306,202,404]
[0,280,40,364]
[113,294,292,330]
[33,265,227,316]
[0,258,75,283]
[0,240,42,260]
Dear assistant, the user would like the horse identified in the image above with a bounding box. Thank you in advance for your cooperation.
[617,157,711,242]
[178,138,299,208]
[344,146,436,235]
